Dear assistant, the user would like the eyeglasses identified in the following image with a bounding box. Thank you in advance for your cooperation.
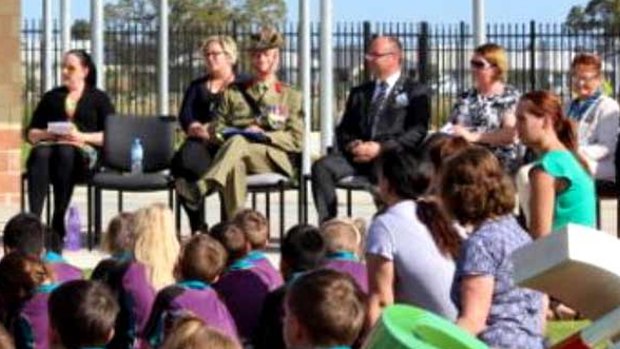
[572,73,600,85]
[204,51,225,58]
[470,59,494,70]
[365,51,394,60]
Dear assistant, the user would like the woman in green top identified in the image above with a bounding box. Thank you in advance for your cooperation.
[516,90,596,238]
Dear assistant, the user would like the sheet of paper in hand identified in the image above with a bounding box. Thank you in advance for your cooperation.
[221,127,270,143]
[47,121,73,135]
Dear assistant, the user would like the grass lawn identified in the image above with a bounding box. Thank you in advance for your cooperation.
[547,320,609,348]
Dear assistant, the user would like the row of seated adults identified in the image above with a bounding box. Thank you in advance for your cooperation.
[24,32,616,251]
[24,28,304,250]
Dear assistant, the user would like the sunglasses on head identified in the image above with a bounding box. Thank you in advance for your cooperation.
[470,59,494,69]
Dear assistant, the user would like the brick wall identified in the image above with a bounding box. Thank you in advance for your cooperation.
[0,0,23,210]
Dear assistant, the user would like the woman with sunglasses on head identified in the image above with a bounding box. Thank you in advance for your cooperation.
[567,53,619,182]
[443,43,521,173]
[173,35,240,233]
[26,49,114,252]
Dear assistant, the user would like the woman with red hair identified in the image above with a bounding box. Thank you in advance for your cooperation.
[516,91,596,238]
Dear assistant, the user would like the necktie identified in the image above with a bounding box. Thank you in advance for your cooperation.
[369,81,389,137]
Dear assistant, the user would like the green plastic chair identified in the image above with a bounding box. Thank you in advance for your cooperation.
[363,304,489,349]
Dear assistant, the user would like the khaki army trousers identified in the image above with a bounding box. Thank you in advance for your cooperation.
[202,135,292,219]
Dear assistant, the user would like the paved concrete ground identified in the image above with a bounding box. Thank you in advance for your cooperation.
[0,186,617,270]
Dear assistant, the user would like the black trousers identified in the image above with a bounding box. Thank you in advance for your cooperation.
[311,153,374,223]
[27,144,85,251]
[171,138,216,232]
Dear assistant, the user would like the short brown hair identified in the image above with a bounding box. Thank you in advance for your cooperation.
[571,52,602,73]
[320,218,362,254]
[424,133,471,171]
[232,209,269,249]
[474,43,508,82]
[162,315,240,349]
[177,235,227,283]
[286,269,366,347]
[102,212,135,254]
[220,224,249,260]
[440,146,515,226]
[49,280,119,349]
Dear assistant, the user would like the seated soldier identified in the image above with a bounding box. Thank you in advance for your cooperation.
[176,27,303,220]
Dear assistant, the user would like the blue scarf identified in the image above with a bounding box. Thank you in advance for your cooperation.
[43,251,65,264]
[246,250,268,262]
[326,251,359,262]
[177,280,210,290]
[36,283,59,294]
[568,90,602,121]
[227,256,256,271]
[112,251,133,262]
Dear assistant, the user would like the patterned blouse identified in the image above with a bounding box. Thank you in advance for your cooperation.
[450,85,521,172]
[451,215,545,349]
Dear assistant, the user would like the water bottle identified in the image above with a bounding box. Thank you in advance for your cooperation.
[65,206,81,251]
[130,138,144,174]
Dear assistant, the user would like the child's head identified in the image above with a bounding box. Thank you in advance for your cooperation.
[320,218,363,255]
[220,224,252,262]
[2,213,46,256]
[102,212,135,255]
[162,315,241,349]
[133,203,180,290]
[280,224,325,279]
[0,252,52,322]
[48,280,119,349]
[231,209,269,250]
[206,221,231,244]
[175,235,227,283]
[284,269,366,348]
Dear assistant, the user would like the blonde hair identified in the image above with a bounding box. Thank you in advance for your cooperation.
[474,43,508,82]
[320,218,364,255]
[133,203,180,290]
[201,35,238,65]
[162,316,240,349]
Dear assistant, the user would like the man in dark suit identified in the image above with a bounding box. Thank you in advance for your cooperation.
[311,36,430,223]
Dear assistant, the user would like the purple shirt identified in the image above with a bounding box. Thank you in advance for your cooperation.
[123,262,157,336]
[247,251,284,291]
[144,281,238,346]
[323,252,368,293]
[15,284,58,349]
[43,252,83,283]
[215,256,275,341]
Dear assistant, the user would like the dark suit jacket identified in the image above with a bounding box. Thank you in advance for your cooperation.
[336,75,430,161]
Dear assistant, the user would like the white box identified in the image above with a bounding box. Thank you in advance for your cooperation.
[512,224,620,319]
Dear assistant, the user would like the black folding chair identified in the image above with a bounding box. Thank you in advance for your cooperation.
[90,115,176,247]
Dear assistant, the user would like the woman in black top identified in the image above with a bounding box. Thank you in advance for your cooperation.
[26,49,114,251]
[173,35,239,232]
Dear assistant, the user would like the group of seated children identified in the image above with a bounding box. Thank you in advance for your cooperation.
[0,205,368,349]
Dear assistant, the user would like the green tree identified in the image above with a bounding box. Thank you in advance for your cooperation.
[104,0,286,28]
[566,0,620,33]
[71,19,91,40]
